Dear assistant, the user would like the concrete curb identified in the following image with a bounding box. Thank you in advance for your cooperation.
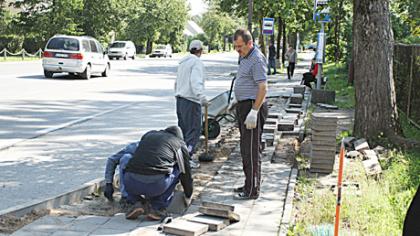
[279,168,298,236]
[0,103,134,151]
[0,178,105,218]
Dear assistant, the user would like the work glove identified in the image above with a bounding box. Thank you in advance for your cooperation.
[183,196,192,207]
[227,97,238,111]
[104,183,114,202]
[200,96,208,106]
[244,109,259,129]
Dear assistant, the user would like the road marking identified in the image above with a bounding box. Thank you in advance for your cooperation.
[0,103,135,151]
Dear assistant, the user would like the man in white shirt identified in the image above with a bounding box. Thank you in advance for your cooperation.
[175,40,207,167]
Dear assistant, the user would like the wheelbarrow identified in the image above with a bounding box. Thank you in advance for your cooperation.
[202,76,237,139]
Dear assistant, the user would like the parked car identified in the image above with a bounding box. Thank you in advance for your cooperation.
[42,35,110,79]
[108,41,136,60]
[150,44,172,58]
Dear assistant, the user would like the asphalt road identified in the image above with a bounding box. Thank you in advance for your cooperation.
[0,52,239,212]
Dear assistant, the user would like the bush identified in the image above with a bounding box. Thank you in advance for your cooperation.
[0,35,24,52]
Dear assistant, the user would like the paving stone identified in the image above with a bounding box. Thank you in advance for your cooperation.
[90,227,132,235]
[285,108,302,114]
[16,216,75,233]
[354,138,370,151]
[100,213,139,231]
[50,231,89,236]
[188,215,229,231]
[311,89,336,104]
[163,220,208,236]
[288,103,302,108]
[10,231,51,236]
[267,113,282,119]
[346,150,363,159]
[265,118,278,125]
[290,94,303,104]
[293,86,305,95]
[277,120,295,131]
[317,103,338,109]
[263,124,276,133]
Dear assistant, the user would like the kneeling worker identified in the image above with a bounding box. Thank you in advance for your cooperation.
[123,126,193,220]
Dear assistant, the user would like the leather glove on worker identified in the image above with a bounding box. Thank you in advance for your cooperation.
[104,183,114,202]
[244,108,259,129]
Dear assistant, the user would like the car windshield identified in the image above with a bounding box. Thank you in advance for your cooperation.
[46,38,80,51]
[110,42,126,48]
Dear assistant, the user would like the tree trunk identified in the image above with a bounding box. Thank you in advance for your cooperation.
[146,39,153,54]
[282,22,286,64]
[276,17,282,60]
[259,19,266,56]
[247,0,253,33]
[353,0,401,140]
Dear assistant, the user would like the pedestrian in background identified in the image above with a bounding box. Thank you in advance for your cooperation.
[267,41,277,75]
[175,39,207,168]
[230,29,268,200]
[285,46,297,80]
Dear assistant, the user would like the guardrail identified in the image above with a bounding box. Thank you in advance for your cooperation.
[0,48,43,60]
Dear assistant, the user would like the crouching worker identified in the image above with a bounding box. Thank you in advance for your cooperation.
[103,142,139,205]
[301,57,318,89]
[123,126,193,221]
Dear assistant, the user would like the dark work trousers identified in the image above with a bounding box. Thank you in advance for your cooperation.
[124,166,181,210]
[267,58,276,75]
[236,100,268,197]
[287,62,296,79]
[176,96,202,155]
[301,72,316,89]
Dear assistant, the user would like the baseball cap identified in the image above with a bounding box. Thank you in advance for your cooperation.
[189,40,203,50]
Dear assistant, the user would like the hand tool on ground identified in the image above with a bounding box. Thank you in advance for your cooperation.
[199,104,214,162]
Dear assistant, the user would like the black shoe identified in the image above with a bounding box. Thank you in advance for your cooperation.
[233,186,244,193]
[233,192,259,200]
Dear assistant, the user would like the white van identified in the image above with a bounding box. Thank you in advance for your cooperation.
[42,35,110,79]
[108,41,136,60]
[150,44,172,58]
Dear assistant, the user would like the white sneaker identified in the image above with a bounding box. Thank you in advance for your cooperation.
[189,160,200,169]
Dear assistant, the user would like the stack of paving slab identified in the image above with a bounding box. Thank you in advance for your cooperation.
[163,201,239,236]
[310,113,338,173]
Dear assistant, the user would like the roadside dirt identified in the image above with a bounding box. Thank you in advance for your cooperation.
[0,115,241,234]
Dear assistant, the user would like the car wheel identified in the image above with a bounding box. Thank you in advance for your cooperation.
[124,54,127,60]
[81,65,91,80]
[132,55,136,60]
[102,63,110,77]
[44,70,54,78]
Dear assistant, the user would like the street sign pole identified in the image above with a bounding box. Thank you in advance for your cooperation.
[316,22,325,89]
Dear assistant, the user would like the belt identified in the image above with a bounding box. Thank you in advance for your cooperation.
[238,99,255,103]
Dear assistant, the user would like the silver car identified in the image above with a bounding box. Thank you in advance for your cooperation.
[42,35,110,79]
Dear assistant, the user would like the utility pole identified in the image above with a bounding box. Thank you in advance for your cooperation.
[248,0,253,33]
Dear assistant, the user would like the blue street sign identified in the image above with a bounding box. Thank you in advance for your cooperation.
[262,18,274,35]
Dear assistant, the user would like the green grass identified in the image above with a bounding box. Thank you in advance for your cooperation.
[290,147,420,235]
[400,112,420,141]
[323,63,355,109]
[0,56,41,62]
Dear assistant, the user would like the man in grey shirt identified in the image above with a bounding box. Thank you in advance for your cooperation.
[231,29,268,200]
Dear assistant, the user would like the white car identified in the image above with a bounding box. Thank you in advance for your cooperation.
[42,35,110,79]
[108,41,136,60]
[150,44,172,58]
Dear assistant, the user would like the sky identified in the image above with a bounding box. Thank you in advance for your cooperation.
[187,0,208,16]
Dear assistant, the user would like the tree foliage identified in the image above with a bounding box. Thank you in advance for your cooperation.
[198,6,239,52]
[4,0,188,53]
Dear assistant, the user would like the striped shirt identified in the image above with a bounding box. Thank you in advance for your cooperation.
[234,47,267,101]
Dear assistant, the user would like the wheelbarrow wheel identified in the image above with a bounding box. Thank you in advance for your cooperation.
[202,118,220,140]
